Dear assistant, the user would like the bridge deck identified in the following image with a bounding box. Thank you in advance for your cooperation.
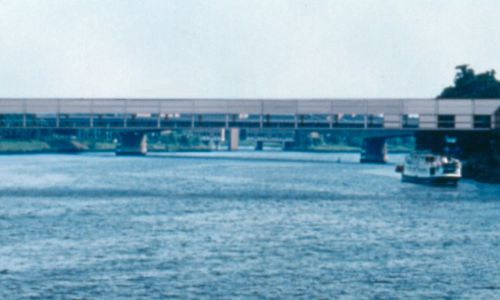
[0,98,498,131]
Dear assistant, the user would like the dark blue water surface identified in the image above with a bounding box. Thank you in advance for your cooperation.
[0,152,499,299]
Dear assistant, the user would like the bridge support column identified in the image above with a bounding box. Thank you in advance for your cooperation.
[282,141,295,151]
[415,131,493,157]
[360,137,387,163]
[228,128,239,151]
[116,132,147,156]
[255,141,264,151]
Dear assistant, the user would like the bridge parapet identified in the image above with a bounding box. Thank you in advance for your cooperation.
[0,98,498,131]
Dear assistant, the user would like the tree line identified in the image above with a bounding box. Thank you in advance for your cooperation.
[438,65,500,99]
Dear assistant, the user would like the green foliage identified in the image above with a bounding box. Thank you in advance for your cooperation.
[0,140,50,152]
[154,131,204,150]
[438,65,500,99]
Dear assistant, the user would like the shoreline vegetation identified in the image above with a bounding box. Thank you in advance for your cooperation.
[0,140,413,155]
[0,143,407,154]
[461,130,500,184]
[0,137,413,154]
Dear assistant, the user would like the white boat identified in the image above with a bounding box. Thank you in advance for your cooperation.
[397,152,461,186]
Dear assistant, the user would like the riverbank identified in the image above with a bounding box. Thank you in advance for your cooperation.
[0,139,411,154]
[306,144,413,153]
[0,139,113,154]
[0,139,212,154]
[0,140,51,153]
[462,131,500,183]
[462,156,500,183]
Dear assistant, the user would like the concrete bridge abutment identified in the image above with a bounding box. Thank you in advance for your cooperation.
[282,141,295,151]
[415,131,494,158]
[116,132,147,156]
[360,137,387,163]
[255,140,264,151]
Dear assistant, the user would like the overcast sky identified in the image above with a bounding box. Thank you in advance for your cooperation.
[0,0,499,98]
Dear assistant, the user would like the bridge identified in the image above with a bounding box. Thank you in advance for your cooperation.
[0,98,499,162]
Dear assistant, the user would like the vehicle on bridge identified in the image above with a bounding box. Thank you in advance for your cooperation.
[399,152,461,186]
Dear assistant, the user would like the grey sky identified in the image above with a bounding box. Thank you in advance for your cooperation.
[0,0,499,98]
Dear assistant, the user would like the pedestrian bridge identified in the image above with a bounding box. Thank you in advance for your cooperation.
[0,98,498,130]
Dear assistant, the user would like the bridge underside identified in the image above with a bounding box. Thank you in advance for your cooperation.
[0,126,497,164]
[360,137,388,163]
[415,130,496,157]
[116,132,147,156]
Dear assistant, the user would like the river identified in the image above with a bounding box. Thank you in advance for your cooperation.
[0,152,499,299]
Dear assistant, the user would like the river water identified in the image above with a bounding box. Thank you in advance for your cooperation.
[0,152,499,299]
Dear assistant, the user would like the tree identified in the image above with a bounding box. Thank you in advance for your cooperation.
[438,65,500,99]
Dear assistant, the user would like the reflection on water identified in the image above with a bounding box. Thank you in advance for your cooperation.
[0,152,499,299]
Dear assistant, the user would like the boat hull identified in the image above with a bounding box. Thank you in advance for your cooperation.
[402,174,459,186]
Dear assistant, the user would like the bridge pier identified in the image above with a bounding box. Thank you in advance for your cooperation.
[116,132,147,156]
[415,131,494,157]
[360,137,387,163]
[282,141,295,151]
[255,141,264,151]
[228,128,239,151]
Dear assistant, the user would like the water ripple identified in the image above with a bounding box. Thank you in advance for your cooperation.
[0,153,499,299]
